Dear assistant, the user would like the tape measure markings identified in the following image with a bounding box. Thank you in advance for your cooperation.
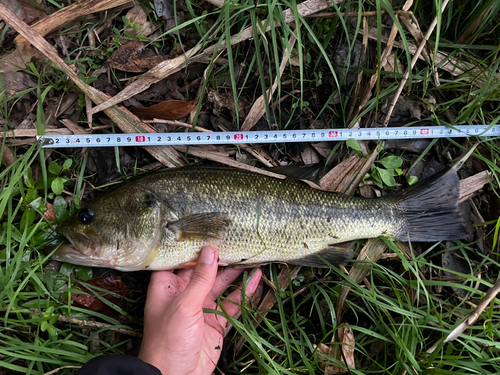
[37,125,500,148]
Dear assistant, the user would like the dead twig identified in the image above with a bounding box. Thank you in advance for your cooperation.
[427,276,500,353]
[57,315,142,337]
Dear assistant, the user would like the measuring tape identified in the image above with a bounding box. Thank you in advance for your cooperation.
[37,125,500,148]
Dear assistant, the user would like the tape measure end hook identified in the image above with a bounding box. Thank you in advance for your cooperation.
[36,135,54,147]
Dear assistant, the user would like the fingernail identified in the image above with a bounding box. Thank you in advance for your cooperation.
[199,247,215,265]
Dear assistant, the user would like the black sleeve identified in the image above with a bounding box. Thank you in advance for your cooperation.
[75,355,162,375]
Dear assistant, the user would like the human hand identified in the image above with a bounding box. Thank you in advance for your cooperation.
[138,246,262,375]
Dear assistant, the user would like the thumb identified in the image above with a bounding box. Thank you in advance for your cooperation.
[181,246,218,310]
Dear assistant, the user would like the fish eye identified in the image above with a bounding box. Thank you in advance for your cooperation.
[78,208,94,224]
[144,193,156,208]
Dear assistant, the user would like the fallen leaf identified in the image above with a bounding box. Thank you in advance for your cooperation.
[125,5,152,37]
[1,145,15,166]
[44,202,56,222]
[154,0,176,32]
[108,40,167,72]
[311,141,333,158]
[359,185,374,198]
[0,5,185,167]
[315,324,356,374]
[131,99,197,120]
[319,155,360,192]
[301,146,320,165]
[326,324,356,374]
[108,40,145,72]
[71,276,129,312]
[0,0,46,24]
[1,71,36,96]
[382,51,404,74]
[0,45,41,73]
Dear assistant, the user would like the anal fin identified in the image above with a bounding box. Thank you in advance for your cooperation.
[288,246,354,268]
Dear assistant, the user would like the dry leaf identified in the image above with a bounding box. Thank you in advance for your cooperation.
[0,45,41,73]
[382,51,404,73]
[154,0,176,31]
[343,147,377,196]
[319,155,360,192]
[43,202,56,222]
[301,146,320,165]
[359,185,374,198]
[131,100,197,120]
[315,324,356,374]
[1,0,46,24]
[327,324,356,374]
[1,145,15,166]
[109,41,144,72]
[108,40,162,73]
[311,141,333,158]
[72,276,129,312]
[1,71,36,96]
[125,5,152,37]
[289,47,301,67]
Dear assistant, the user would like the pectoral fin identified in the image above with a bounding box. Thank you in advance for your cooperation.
[167,212,231,241]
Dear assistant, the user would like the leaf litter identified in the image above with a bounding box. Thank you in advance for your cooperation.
[0,0,499,373]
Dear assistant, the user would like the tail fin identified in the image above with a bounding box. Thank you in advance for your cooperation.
[394,146,476,242]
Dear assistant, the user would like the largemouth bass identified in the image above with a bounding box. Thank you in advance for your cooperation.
[53,151,472,271]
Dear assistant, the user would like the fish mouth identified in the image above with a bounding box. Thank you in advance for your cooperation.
[53,226,107,267]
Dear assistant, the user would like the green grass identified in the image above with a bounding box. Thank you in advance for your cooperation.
[1,0,500,373]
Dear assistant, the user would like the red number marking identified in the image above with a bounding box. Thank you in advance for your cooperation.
[135,136,146,142]
[234,134,244,140]
[329,131,338,138]
[420,128,429,135]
